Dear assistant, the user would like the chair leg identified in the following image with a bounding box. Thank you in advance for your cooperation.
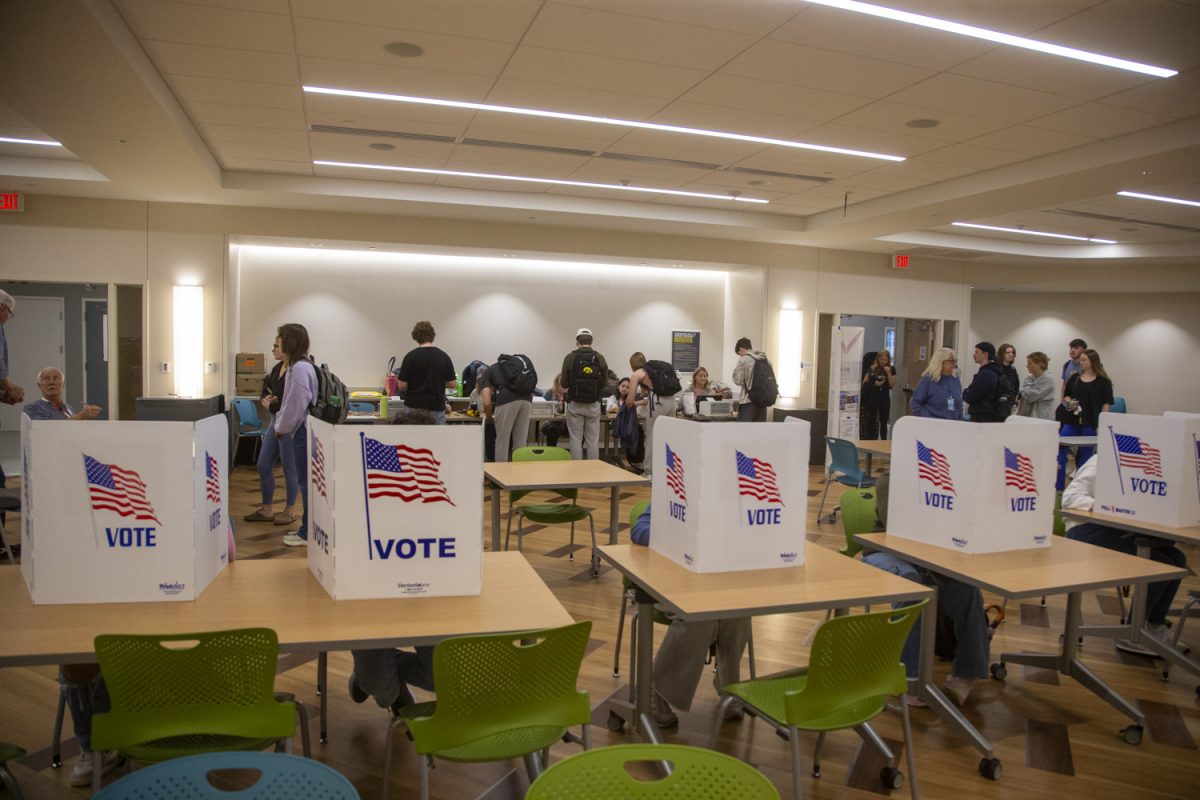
[588,515,598,576]
[504,509,515,552]
[295,702,311,758]
[318,651,328,744]
[855,722,894,762]
[516,516,525,552]
[0,765,23,800]
[900,694,920,800]
[52,688,66,767]
[581,723,591,751]
[92,752,102,797]
[710,695,735,747]
[381,717,404,800]
[747,625,757,680]
[613,593,629,677]
[1116,586,1128,624]
[817,479,832,523]
[812,731,826,777]
[568,520,575,560]
[522,751,543,783]
[628,612,638,702]
[788,725,803,800]
[419,754,431,800]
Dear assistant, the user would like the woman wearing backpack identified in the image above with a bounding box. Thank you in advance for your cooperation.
[274,323,317,547]
[627,352,679,480]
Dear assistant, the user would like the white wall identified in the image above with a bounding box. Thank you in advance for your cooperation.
[970,290,1200,414]
[236,245,737,389]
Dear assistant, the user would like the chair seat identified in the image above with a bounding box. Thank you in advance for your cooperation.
[724,671,887,732]
[0,741,27,763]
[515,504,592,525]
[122,734,281,763]
[832,474,875,488]
[418,724,568,763]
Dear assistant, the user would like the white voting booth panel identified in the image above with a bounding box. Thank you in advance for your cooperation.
[307,419,483,599]
[20,414,229,604]
[1094,412,1200,528]
[649,416,808,573]
[888,416,1057,553]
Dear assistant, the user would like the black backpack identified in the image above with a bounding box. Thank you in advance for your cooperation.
[642,360,682,397]
[747,358,779,407]
[460,359,488,396]
[308,358,349,424]
[569,350,603,403]
[497,354,538,396]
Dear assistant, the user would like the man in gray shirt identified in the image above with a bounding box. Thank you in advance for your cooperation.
[23,367,102,421]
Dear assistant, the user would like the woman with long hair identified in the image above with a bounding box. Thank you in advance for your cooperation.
[274,323,317,547]
[1056,348,1113,489]
[996,343,1020,419]
[909,347,963,420]
[860,350,897,438]
[243,336,298,525]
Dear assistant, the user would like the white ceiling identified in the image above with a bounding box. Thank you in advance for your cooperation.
[1,0,1198,263]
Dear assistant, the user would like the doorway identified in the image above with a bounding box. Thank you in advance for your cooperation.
[83,299,109,419]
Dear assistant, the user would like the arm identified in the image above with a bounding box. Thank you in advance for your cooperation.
[395,353,411,391]
[72,404,102,420]
[626,369,646,407]
[0,377,23,405]
[1061,455,1097,512]
[481,385,494,417]
[630,503,652,546]
[910,378,930,416]
[443,353,457,390]
[1023,375,1055,404]
[274,362,316,435]
[886,366,896,388]
[731,356,750,390]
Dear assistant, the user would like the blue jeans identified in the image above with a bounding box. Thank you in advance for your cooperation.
[1067,522,1185,625]
[59,667,110,752]
[279,422,308,540]
[256,426,298,507]
[1057,422,1095,489]
[350,647,435,708]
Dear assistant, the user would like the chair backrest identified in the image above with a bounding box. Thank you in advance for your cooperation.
[96,751,359,799]
[839,489,876,557]
[233,398,263,432]
[1110,396,1127,414]
[511,446,575,502]
[93,628,291,750]
[825,437,865,483]
[629,499,650,528]
[527,744,779,799]
[406,621,592,755]
[785,601,928,726]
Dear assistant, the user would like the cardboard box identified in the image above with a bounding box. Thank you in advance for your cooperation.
[648,416,809,573]
[307,419,483,599]
[20,414,229,604]
[236,374,264,395]
[1094,412,1200,528]
[886,416,1057,553]
[236,353,266,373]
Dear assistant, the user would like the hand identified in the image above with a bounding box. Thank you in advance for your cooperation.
[1,383,24,404]
[261,395,275,409]
[76,404,102,419]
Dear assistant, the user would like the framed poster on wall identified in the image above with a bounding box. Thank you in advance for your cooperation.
[671,330,700,372]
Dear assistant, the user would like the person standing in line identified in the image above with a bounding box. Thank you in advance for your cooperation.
[1060,337,1087,396]
[859,350,896,439]
[243,336,298,526]
[396,321,456,425]
[482,355,534,462]
[1056,348,1113,490]
[962,342,1005,423]
[909,347,963,420]
[275,323,317,548]
[560,328,608,460]
[996,343,1020,420]
[0,290,24,555]
[1016,351,1056,420]
[731,337,771,422]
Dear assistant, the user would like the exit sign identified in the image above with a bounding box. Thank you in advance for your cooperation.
[891,253,910,270]
[0,191,24,212]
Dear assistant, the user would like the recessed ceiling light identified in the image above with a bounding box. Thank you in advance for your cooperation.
[905,118,940,129]
[802,0,1176,77]
[0,136,62,147]
[383,41,424,58]
[303,86,905,162]
[313,160,770,203]
[952,221,1117,244]
[1117,190,1200,209]
[369,142,396,151]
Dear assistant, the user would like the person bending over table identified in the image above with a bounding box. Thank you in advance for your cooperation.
[862,473,991,706]
[1063,454,1187,647]
[630,503,751,728]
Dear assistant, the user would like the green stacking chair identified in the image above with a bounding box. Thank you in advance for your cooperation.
[382,621,592,800]
[527,744,779,799]
[838,488,878,559]
[91,628,301,795]
[710,601,928,800]
[506,446,599,575]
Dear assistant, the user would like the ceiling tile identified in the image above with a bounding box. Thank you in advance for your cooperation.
[966,124,1097,156]
[221,158,312,175]
[1102,73,1200,118]
[290,0,543,42]
[199,123,309,148]
[114,0,295,52]
[445,143,593,172]
[1030,0,1200,73]
[142,40,298,84]
[522,4,758,71]
[302,93,476,128]
[680,74,872,122]
[950,48,1151,102]
[566,159,714,184]
[551,0,802,38]
[185,101,307,131]
[313,161,440,184]
[861,159,977,183]
[721,39,934,99]
[648,101,825,141]
[462,123,621,154]
[501,46,707,100]
[690,169,828,195]
[432,173,553,194]
[306,110,465,141]
[484,78,671,120]
[1027,102,1175,139]
[211,141,311,163]
[832,101,1009,142]
[166,75,303,111]
[596,133,767,165]
[298,57,496,100]
[308,134,455,163]
[886,73,1078,123]
[764,122,944,159]
[918,142,1029,169]
[164,1,290,13]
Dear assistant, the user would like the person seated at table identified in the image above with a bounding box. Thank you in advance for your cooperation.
[23,367,102,421]
[541,374,568,448]
[630,503,751,727]
[862,473,991,706]
[1063,454,1188,647]
[686,366,731,401]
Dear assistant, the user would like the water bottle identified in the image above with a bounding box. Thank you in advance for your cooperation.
[379,395,388,419]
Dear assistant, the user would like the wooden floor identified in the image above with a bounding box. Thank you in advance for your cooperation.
[2,456,1198,799]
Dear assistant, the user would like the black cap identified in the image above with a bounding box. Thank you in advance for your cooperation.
[975,341,996,360]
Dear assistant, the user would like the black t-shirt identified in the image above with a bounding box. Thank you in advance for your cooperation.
[1068,373,1114,427]
[398,345,456,410]
[860,365,894,410]
[485,363,532,407]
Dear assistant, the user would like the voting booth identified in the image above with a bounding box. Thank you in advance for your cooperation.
[1093,412,1200,528]
[887,416,1057,553]
[20,414,229,604]
[307,419,483,599]
[649,416,808,573]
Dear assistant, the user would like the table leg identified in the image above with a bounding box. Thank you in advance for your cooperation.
[609,486,620,546]
[864,452,874,477]
[490,484,501,552]
[318,651,328,744]
[632,587,663,743]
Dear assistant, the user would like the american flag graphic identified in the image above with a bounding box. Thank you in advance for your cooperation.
[363,436,455,505]
[916,440,956,494]
[204,452,221,504]
[736,450,783,505]
[84,454,161,524]
[1114,433,1162,477]
[665,443,686,503]
[1003,447,1038,494]
[312,436,327,498]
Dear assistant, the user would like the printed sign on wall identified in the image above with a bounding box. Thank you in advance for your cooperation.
[1094,412,1200,528]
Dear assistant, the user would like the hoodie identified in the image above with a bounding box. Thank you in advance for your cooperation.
[732,350,768,404]
[962,360,1005,422]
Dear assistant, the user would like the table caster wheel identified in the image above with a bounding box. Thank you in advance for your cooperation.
[979,757,1002,780]
[51,757,62,769]
[319,736,328,745]
[811,765,821,778]
[1120,725,1143,745]
[612,668,621,678]
[606,710,625,732]
[880,767,903,789]
[989,662,1007,681]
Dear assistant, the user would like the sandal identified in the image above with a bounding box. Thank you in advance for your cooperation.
[243,509,274,522]
[273,511,296,525]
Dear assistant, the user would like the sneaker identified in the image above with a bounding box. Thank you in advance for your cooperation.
[1144,623,1191,654]
[273,511,296,525]
[942,676,976,706]
[348,672,368,704]
[282,532,307,547]
[69,750,125,787]
[388,684,416,717]
[243,508,274,522]
[723,699,745,721]
[649,692,678,728]
[905,693,929,709]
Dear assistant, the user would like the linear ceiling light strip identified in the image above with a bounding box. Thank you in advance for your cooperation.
[1117,190,1200,208]
[952,221,1116,243]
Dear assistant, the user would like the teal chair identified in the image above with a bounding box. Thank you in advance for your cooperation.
[817,438,875,524]
[1110,396,1127,413]
[382,622,592,800]
[506,447,599,575]
[231,398,269,464]
[95,752,357,799]
[711,602,928,800]
[527,744,779,799]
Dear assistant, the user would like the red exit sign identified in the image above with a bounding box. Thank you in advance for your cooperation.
[891,253,910,270]
[0,191,24,212]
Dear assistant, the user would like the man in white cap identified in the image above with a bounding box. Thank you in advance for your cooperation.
[560,328,608,460]
[0,290,25,556]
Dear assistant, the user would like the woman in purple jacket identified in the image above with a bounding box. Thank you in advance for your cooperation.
[909,347,963,420]
[274,323,317,547]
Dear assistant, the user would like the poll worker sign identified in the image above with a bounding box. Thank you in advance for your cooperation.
[649,416,808,573]
[20,414,229,604]
[1094,412,1200,528]
[888,416,1056,553]
[307,419,483,599]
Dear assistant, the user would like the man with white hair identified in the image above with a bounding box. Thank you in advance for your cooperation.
[0,289,25,557]
[24,367,102,421]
